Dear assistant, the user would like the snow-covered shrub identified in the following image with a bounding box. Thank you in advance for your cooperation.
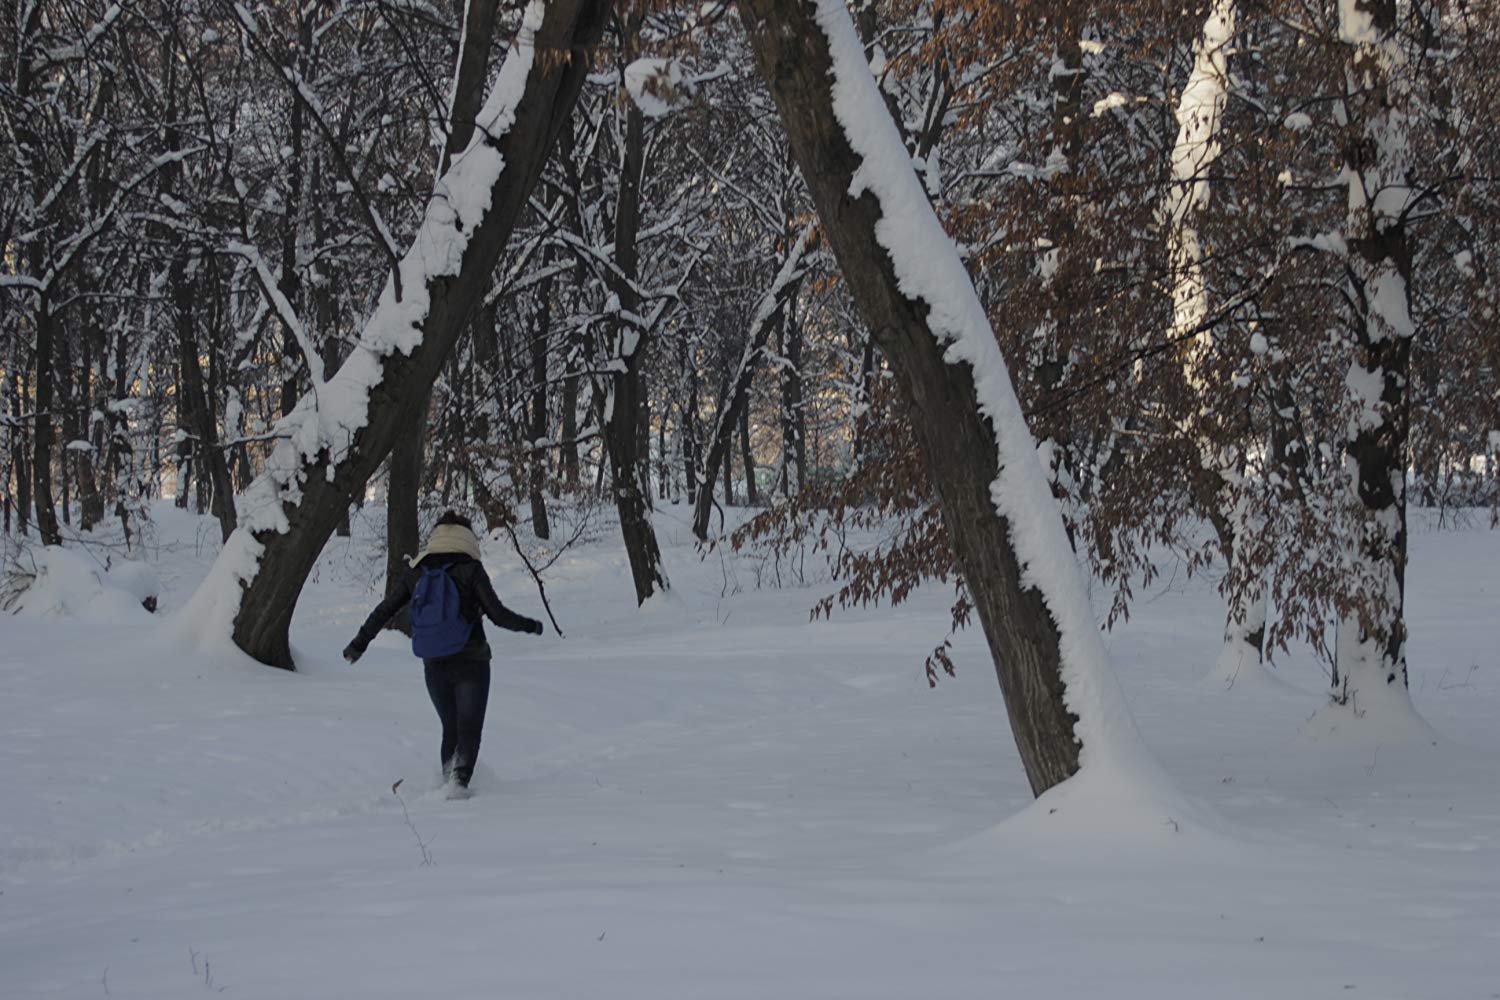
[3,546,158,621]
[106,559,161,613]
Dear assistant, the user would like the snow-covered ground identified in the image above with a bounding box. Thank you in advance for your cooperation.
[2,503,1498,999]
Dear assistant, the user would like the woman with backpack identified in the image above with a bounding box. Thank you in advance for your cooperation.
[343,511,545,798]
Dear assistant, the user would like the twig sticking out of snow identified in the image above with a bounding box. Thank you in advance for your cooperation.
[390,779,434,867]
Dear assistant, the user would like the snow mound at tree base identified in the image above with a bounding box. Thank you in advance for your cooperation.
[1202,645,1299,692]
[1300,689,1439,747]
[934,756,1230,869]
[171,529,266,654]
[5,546,159,622]
[1006,756,1226,845]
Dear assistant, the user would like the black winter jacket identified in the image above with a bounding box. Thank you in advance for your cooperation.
[347,553,539,662]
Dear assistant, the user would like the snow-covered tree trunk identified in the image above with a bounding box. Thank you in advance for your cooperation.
[1207,486,1270,686]
[1165,0,1235,332]
[1219,580,1268,682]
[185,0,611,668]
[603,16,668,606]
[1031,22,1087,528]
[738,0,1154,796]
[1162,0,1272,684]
[1330,0,1418,719]
[384,0,506,608]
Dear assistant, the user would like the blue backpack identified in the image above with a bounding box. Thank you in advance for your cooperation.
[409,566,474,659]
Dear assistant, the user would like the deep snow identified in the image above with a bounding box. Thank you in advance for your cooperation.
[2,503,1498,999]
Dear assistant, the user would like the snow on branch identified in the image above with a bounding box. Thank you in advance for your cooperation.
[180,1,551,642]
[27,146,206,294]
[224,241,327,389]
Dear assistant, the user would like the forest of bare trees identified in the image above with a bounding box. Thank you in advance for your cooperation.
[6,0,1499,792]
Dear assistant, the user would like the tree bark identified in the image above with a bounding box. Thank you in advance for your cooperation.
[15,2,58,545]
[32,293,61,545]
[739,0,1090,793]
[722,433,735,506]
[850,333,876,467]
[528,271,553,539]
[777,298,806,496]
[385,395,424,633]
[58,330,75,528]
[601,20,667,604]
[174,256,238,542]
[681,345,699,507]
[1330,0,1418,717]
[1195,470,1270,685]
[378,0,505,567]
[77,327,105,530]
[443,0,503,172]
[16,370,33,535]
[739,403,757,506]
[560,353,581,488]
[1163,0,1268,687]
[211,0,612,668]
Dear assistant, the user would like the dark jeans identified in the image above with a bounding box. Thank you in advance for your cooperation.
[423,657,491,785]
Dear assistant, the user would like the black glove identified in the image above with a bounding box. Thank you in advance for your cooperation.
[528,619,545,635]
[343,642,363,664]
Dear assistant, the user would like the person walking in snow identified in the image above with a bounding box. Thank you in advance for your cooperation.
[343,511,544,798]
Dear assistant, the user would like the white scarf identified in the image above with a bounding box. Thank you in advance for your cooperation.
[406,523,482,567]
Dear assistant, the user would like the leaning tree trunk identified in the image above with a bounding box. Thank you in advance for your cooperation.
[382,0,505,574]
[691,223,812,540]
[1330,0,1418,719]
[186,0,612,669]
[738,0,1150,795]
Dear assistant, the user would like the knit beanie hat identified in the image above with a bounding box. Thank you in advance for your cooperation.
[406,522,482,567]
